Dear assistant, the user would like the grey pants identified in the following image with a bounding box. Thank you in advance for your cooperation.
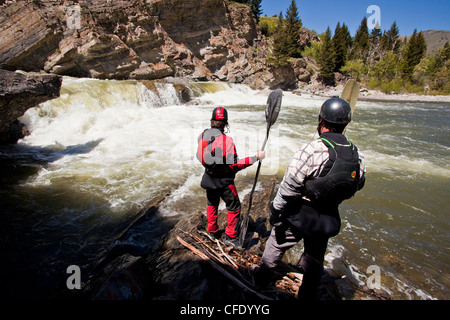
[260,224,329,299]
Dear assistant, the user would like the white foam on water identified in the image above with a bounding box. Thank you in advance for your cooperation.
[362,149,450,177]
[10,78,447,299]
[19,77,206,214]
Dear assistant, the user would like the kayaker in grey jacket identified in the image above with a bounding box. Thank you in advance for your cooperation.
[254,97,366,300]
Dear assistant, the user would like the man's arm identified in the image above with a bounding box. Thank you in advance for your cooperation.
[222,135,264,172]
[270,140,330,224]
[357,150,366,191]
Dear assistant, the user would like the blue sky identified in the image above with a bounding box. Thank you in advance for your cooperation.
[261,0,450,36]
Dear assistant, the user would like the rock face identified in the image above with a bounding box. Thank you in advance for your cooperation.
[77,175,363,301]
[0,69,62,143]
[78,175,278,300]
[0,0,294,89]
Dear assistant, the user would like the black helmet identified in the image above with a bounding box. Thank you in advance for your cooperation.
[319,97,352,125]
[211,107,228,122]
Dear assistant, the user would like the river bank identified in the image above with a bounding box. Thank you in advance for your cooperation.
[0,78,447,300]
[309,85,450,103]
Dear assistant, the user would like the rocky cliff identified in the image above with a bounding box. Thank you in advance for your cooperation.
[0,0,292,89]
[0,0,300,141]
[0,69,62,143]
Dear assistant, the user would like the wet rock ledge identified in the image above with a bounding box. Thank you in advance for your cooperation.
[74,176,277,300]
[0,69,62,144]
[72,175,388,301]
[71,175,342,301]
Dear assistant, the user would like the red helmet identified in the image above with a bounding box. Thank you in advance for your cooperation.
[211,107,228,122]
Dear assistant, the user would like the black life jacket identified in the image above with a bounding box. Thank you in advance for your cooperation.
[303,133,360,205]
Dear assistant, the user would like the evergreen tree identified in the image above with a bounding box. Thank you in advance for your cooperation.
[275,11,284,33]
[283,0,302,58]
[318,27,335,82]
[341,23,353,52]
[248,0,262,23]
[380,31,389,52]
[368,25,382,65]
[270,12,289,64]
[401,29,427,78]
[352,17,370,60]
[370,26,382,45]
[332,22,347,71]
[386,21,400,53]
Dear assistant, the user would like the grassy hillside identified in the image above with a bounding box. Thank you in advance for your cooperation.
[259,15,279,36]
[401,30,450,56]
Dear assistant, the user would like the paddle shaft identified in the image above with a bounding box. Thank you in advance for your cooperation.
[238,89,282,248]
[245,126,269,216]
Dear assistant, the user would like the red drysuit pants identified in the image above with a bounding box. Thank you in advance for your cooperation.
[206,184,241,238]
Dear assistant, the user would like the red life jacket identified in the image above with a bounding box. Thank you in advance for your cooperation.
[197,128,236,176]
[197,128,256,190]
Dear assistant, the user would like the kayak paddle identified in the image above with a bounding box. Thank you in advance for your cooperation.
[340,79,360,133]
[238,89,283,248]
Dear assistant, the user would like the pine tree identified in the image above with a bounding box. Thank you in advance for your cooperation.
[386,21,400,53]
[270,12,289,64]
[318,27,335,82]
[283,0,302,58]
[370,27,382,45]
[332,22,347,71]
[368,25,382,65]
[380,31,389,52]
[341,23,352,52]
[401,29,427,78]
[248,0,262,23]
[352,17,370,61]
[415,31,427,57]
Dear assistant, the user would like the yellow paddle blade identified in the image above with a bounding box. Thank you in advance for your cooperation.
[340,79,360,117]
[340,79,360,133]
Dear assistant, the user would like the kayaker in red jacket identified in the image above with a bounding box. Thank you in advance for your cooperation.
[197,107,265,246]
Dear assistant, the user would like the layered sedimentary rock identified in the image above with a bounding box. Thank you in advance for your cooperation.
[0,0,293,89]
[0,69,62,143]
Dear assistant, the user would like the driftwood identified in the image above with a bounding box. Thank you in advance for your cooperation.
[176,228,390,300]
[176,235,272,300]
[175,228,308,299]
[216,239,239,270]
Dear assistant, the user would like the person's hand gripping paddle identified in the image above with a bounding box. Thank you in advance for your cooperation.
[238,89,283,248]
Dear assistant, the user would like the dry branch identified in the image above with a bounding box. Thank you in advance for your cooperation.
[176,235,272,300]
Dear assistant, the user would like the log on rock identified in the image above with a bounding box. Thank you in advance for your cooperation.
[176,235,272,300]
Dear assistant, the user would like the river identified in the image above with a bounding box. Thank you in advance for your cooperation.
[0,77,448,300]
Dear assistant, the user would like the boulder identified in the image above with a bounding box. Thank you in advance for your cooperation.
[89,254,153,300]
[0,69,62,143]
[149,175,278,300]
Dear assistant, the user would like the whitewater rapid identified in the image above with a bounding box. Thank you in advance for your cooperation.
[2,76,448,300]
